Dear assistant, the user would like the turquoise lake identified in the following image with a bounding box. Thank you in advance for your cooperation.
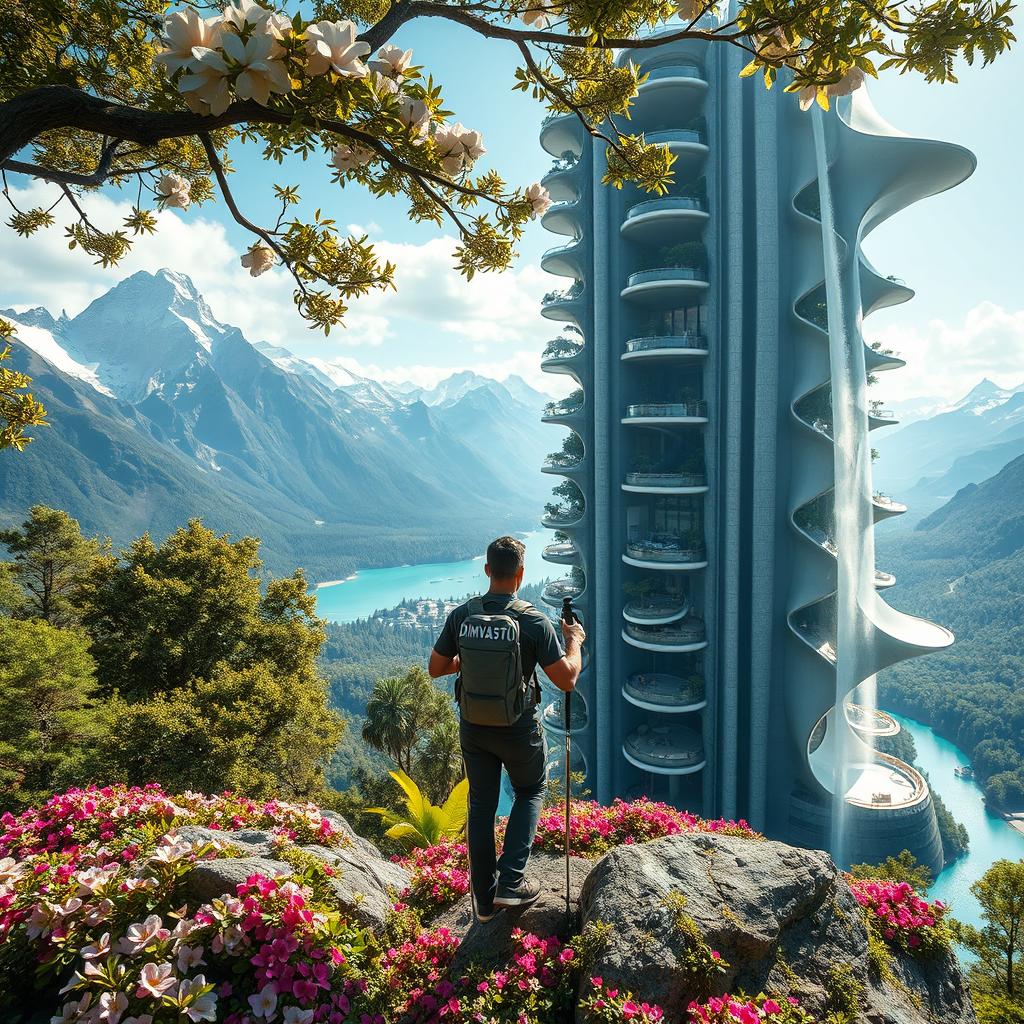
[894,713,1024,935]
[313,529,552,623]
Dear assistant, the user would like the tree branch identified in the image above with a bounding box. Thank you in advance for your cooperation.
[3,139,123,187]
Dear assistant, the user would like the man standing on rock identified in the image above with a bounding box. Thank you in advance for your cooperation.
[429,535,585,922]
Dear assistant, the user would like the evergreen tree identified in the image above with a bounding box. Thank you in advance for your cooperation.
[0,617,105,811]
[0,505,107,624]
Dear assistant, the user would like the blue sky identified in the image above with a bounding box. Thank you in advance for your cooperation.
[1,21,1021,403]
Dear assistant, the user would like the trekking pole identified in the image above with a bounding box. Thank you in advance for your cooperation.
[560,597,575,923]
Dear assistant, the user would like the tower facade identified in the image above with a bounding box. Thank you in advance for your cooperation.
[535,31,973,874]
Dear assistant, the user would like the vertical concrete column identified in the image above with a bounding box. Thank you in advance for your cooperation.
[745,82,781,832]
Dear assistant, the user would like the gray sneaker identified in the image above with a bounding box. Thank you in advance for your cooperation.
[471,888,501,923]
[493,877,541,908]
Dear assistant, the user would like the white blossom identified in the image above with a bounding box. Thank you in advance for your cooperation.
[370,44,413,79]
[798,66,865,110]
[119,914,169,955]
[98,991,129,1024]
[178,47,232,115]
[241,245,276,277]
[521,1,557,28]
[156,9,224,75]
[176,944,206,971]
[304,20,371,78]
[221,30,291,105]
[396,95,431,144]
[525,181,552,218]
[331,142,374,173]
[432,122,486,176]
[369,70,400,96]
[282,1009,315,1024]
[222,0,274,33]
[155,174,192,210]
[81,932,112,961]
[248,983,278,1019]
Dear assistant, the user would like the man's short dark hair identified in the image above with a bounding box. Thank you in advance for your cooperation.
[487,536,525,580]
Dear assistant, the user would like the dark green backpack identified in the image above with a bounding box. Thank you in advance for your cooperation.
[456,596,536,726]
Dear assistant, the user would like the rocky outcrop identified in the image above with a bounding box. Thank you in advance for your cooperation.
[434,853,591,974]
[177,823,410,934]
[577,832,976,1024]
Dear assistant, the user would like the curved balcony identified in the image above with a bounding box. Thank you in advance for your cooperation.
[541,338,584,379]
[872,492,907,520]
[623,723,706,775]
[540,160,581,203]
[846,752,928,810]
[622,333,708,361]
[621,266,709,306]
[623,594,689,625]
[542,541,579,565]
[865,345,906,373]
[623,672,706,713]
[542,577,584,608]
[622,400,708,425]
[540,111,585,158]
[845,704,900,738]
[646,129,708,170]
[540,508,584,530]
[542,454,584,476]
[541,697,588,735]
[541,238,585,278]
[868,407,899,430]
[789,613,837,665]
[541,285,584,323]
[623,616,707,653]
[623,471,708,494]
[620,197,709,245]
[874,569,896,589]
[623,538,707,571]
[542,199,582,237]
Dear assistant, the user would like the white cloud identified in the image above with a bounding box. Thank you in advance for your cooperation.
[870,301,1024,404]
[0,182,555,368]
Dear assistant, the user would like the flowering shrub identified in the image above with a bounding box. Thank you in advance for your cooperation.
[360,927,576,1024]
[580,977,666,1022]
[848,878,949,955]
[534,799,760,857]
[686,993,818,1023]
[395,839,470,914]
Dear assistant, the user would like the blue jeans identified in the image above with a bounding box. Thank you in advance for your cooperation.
[460,708,547,909]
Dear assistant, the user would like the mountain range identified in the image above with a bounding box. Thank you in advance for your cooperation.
[873,378,1024,519]
[1,270,555,577]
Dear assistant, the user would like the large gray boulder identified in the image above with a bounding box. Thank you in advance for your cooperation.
[178,815,409,935]
[577,832,976,1024]
[434,852,591,975]
[301,843,411,934]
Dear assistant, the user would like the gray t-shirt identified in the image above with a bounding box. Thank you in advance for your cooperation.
[433,592,564,685]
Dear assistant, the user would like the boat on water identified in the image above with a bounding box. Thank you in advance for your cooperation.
[955,765,975,780]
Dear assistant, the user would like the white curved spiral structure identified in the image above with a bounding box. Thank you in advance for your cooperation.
[785,92,971,871]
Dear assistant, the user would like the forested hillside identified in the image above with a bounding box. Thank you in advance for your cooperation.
[877,453,1024,810]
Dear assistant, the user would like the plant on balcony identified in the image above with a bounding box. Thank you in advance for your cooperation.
[545,387,584,417]
[543,335,584,358]
[545,479,585,522]
[543,279,583,304]
[797,385,833,432]
[640,241,707,273]
[569,564,586,590]
[795,183,822,220]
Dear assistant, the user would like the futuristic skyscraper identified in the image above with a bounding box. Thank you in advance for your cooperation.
[535,30,973,873]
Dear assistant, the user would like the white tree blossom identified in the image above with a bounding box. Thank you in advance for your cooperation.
[396,95,431,144]
[370,45,414,79]
[525,182,552,218]
[155,173,192,209]
[156,9,224,75]
[241,245,276,276]
[178,47,232,115]
[304,20,371,78]
[221,30,291,105]
[331,142,374,172]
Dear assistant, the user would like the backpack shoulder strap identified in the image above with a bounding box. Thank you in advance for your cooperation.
[467,595,485,616]
[508,599,533,615]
